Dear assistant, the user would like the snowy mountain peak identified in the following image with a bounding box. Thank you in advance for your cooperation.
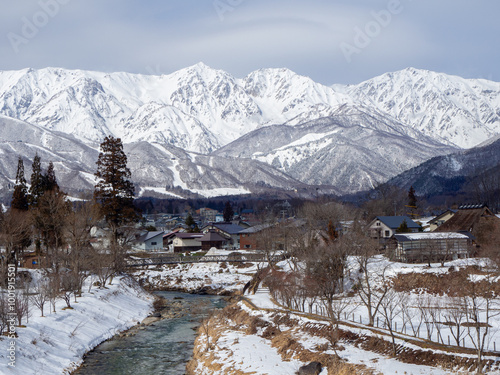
[345,68,500,148]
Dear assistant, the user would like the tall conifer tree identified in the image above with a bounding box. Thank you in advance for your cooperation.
[29,154,45,207]
[11,157,28,211]
[94,136,138,244]
[44,161,59,192]
[223,201,234,222]
[407,186,418,217]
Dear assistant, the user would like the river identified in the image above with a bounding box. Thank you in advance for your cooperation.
[73,291,226,375]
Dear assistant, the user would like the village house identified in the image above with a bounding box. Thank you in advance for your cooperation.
[367,216,421,240]
[133,231,165,252]
[433,204,496,235]
[433,204,500,251]
[239,223,273,250]
[428,209,457,231]
[202,223,245,249]
[162,229,182,252]
[172,232,204,252]
[196,207,220,224]
[198,230,228,251]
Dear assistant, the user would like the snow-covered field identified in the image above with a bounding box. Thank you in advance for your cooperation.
[186,256,500,374]
[0,274,153,375]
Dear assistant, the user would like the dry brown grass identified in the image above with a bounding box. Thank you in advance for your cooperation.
[391,268,500,297]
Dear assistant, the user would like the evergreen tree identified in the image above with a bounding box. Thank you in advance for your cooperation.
[11,157,29,211]
[408,186,417,209]
[223,201,234,222]
[44,161,59,192]
[396,219,410,233]
[29,154,45,207]
[94,136,138,244]
[407,186,418,218]
[185,213,199,233]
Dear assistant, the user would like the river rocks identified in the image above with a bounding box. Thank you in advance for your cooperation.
[297,361,322,375]
[141,316,161,325]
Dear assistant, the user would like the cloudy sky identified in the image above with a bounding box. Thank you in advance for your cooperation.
[1,0,498,85]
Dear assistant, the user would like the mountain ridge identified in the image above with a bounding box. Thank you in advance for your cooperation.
[0,64,499,199]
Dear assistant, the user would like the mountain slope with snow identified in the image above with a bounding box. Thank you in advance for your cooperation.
[125,141,313,198]
[342,68,500,148]
[215,106,458,194]
[0,115,99,198]
[384,136,500,198]
[0,116,311,200]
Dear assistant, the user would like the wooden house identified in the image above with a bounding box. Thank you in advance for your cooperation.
[172,232,204,252]
[199,230,227,251]
[202,223,245,250]
[367,216,421,240]
[434,204,500,250]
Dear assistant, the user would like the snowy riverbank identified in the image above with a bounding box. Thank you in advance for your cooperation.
[0,274,153,375]
[133,253,260,294]
[186,258,500,375]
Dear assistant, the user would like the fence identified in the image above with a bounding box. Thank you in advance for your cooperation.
[276,295,500,355]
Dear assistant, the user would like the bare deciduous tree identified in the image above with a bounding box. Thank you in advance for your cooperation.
[379,289,403,356]
[443,297,467,347]
[65,199,99,297]
[30,278,49,317]
[14,290,29,326]
[351,228,388,327]
[400,295,423,337]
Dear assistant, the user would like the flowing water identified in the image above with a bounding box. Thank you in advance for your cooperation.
[74,291,226,375]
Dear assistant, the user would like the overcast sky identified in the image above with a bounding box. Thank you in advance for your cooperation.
[1,0,498,85]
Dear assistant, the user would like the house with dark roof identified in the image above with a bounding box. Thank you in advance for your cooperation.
[202,223,246,249]
[134,231,165,252]
[172,232,204,252]
[367,216,421,240]
[162,229,182,252]
[199,230,228,251]
[433,204,500,249]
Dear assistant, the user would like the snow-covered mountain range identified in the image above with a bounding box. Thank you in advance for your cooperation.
[0,64,498,198]
[340,68,500,149]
